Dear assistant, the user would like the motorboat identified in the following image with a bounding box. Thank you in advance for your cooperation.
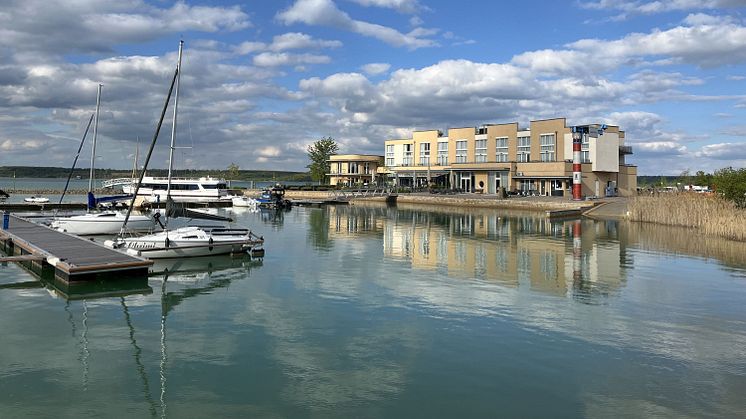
[257,184,292,209]
[24,196,49,203]
[232,195,259,210]
[121,176,230,203]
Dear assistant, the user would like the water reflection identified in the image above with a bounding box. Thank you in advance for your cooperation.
[324,204,628,304]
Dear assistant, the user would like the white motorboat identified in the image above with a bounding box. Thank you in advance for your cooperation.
[231,195,259,209]
[106,41,264,259]
[51,211,155,235]
[24,196,49,203]
[121,176,230,203]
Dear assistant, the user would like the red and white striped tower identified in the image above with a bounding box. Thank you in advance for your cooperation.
[572,128,583,200]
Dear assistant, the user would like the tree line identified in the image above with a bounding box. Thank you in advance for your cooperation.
[0,166,311,182]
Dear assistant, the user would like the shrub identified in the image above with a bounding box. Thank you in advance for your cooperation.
[713,167,746,208]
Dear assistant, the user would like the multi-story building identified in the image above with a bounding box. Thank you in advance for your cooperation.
[383,117,637,197]
[327,154,385,186]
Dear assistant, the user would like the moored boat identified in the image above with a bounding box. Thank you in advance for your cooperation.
[24,196,49,203]
[51,211,155,235]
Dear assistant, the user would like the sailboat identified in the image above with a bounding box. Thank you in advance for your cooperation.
[51,84,156,235]
[106,41,263,259]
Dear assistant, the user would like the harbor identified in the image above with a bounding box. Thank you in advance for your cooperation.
[2,203,745,417]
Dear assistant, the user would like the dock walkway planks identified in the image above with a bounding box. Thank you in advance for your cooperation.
[0,215,152,282]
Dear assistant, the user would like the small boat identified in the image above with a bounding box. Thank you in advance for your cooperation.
[0,189,8,201]
[232,195,260,209]
[51,211,156,235]
[24,196,49,203]
[257,184,292,209]
[107,226,263,259]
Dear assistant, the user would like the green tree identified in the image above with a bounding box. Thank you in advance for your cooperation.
[713,167,746,208]
[306,136,339,184]
[227,162,240,179]
[694,170,712,187]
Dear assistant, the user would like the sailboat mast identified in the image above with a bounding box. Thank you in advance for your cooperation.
[88,84,102,193]
[166,40,183,202]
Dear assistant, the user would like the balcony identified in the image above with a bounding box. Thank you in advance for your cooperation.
[619,145,633,155]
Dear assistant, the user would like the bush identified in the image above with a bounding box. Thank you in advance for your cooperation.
[713,167,746,208]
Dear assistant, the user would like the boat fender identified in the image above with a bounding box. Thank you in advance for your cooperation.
[165,237,170,248]
[209,237,213,245]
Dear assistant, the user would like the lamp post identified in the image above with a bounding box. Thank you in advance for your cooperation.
[572,127,583,201]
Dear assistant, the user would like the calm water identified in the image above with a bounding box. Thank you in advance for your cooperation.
[1,204,745,418]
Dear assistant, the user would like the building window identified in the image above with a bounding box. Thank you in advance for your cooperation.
[419,142,430,166]
[540,134,555,162]
[349,162,359,174]
[386,145,394,167]
[456,140,467,163]
[495,137,508,163]
[581,134,590,163]
[403,143,413,166]
[437,142,448,165]
[475,139,487,163]
[517,136,530,162]
[363,162,371,175]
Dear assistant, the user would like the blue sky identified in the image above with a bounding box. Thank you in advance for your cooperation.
[1,0,745,175]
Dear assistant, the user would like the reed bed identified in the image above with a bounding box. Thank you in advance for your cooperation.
[628,193,746,242]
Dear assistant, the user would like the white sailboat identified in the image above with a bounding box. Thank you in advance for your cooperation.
[52,84,155,235]
[106,41,263,259]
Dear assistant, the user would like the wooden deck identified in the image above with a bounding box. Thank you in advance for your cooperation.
[0,215,152,282]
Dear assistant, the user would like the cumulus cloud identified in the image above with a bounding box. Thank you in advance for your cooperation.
[695,142,746,159]
[579,0,746,16]
[276,0,437,49]
[253,52,331,67]
[0,0,250,58]
[348,0,426,14]
[361,63,391,75]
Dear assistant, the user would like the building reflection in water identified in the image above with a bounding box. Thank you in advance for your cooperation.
[325,204,629,304]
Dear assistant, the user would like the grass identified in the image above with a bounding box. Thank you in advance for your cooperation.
[628,193,746,241]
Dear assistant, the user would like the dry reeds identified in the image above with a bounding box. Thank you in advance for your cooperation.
[628,193,746,242]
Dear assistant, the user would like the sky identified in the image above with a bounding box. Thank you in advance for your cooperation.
[1,0,745,175]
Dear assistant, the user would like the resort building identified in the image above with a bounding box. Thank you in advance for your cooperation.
[327,154,385,187]
[383,117,637,197]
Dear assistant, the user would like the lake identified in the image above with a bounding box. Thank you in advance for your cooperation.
[1,203,745,418]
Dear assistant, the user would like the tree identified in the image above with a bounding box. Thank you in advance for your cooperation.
[713,167,746,208]
[227,162,240,179]
[694,170,712,187]
[307,136,339,184]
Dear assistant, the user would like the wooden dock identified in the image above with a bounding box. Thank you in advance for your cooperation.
[0,215,152,282]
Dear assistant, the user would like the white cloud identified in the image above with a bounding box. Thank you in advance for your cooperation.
[268,32,343,51]
[361,63,391,75]
[695,142,746,159]
[253,52,331,67]
[348,0,425,14]
[276,0,437,49]
[579,0,746,15]
[0,0,251,58]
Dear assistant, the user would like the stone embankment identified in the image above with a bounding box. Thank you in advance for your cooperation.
[245,190,597,212]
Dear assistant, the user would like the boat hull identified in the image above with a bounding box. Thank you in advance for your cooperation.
[107,226,262,259]
[51,212,154,235]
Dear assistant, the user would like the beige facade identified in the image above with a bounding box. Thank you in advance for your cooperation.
[327,154,385,186]
[384,117,637,197]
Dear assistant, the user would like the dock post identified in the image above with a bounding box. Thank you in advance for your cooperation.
[2,211,8,230]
